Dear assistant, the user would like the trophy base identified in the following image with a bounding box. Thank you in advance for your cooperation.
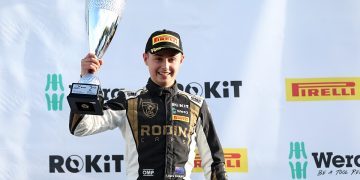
[67,83,104,115]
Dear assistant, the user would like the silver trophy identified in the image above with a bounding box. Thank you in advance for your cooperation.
[68,0,125,115]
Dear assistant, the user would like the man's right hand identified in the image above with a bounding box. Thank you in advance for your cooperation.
[81,53,103,76]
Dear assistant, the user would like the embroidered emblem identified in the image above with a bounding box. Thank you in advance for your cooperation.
[142,101,158,118]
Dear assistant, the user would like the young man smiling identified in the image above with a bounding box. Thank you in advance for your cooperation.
[69,29,228,180]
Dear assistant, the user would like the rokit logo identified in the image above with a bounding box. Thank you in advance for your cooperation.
[178,81,242,98]
[49,155,124,173]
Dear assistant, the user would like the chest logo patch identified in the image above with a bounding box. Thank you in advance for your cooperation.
[142,102,158,118]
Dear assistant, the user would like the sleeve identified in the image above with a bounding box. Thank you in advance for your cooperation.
[69,91,128,136]
[195,100,228,180]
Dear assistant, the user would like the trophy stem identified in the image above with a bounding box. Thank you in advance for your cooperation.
[79,73,101,85]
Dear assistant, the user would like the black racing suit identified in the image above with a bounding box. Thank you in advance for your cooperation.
[69,79,227,180]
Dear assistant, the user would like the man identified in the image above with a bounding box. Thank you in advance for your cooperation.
[69,29,228,180]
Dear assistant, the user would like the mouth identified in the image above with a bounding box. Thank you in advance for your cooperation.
[157,71,171,78]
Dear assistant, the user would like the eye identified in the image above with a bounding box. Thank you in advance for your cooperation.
[168,57,176,63]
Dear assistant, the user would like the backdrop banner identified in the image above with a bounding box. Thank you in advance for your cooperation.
[1,0,360,179]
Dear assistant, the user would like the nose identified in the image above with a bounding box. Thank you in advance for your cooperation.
[161,59,170,69]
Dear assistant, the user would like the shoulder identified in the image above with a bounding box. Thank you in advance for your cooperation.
[178,90,204,107]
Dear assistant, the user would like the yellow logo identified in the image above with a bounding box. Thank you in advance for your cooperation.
[192,148,248,173]
[152,34,179,46]
[286,78,360,101]
[172,115,189,123]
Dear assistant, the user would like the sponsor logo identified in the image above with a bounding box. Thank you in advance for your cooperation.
[142,169,155,176]
[150,47,164,53]
[288,141,360,177]
[172,115,189,123]
[49,155,124,173]
[140,125,188,138]
[45,74,64,111]
[152,34,179,46]
[142,101,158,118]
[172,103,190,115]
[183,82,203,96]
[193,148,247,173]
[312,152,360,176]
[178,81,242,98]
[289,141,308,179]
[286,78,360,101]
[171,103,189,109]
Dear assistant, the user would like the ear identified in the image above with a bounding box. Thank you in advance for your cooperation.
[143,53,149,66]
[180,54,185,64]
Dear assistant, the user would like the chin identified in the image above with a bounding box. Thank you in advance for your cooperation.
[159,81,172,87]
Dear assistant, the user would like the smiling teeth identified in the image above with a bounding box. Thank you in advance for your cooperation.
[159,72,170,75]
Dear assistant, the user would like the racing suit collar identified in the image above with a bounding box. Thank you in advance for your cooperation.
[146,78,178,96]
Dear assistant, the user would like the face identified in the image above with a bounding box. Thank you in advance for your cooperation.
[143,49,184,87]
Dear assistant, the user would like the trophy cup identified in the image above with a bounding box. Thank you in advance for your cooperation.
[67,0,125,115]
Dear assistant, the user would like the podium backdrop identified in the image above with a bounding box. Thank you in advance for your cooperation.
[1,0,360,179]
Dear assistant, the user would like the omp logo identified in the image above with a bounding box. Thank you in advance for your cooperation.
[45,74,64,111]
[49,155,124,173]
[289,141,308,179]
[193,148,247,173]
[152,34,179,46]
[286,78,360,101]
[142,169,154,176]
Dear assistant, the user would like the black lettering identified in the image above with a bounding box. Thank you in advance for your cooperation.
[66,156,82,173]
[111,88,120,99]
[355,155,360,167]
[49,155,65,173]
[312,152,333,168]
[112,155,124,172]
[231,81,242,97]
[223,81,229,98]
[205,81,221,98]
[332,155,345,168]
[104,155,110,173]
[86,155,102,173]
[102,88,110,100]
[177,83,184,91]
[345,155,354,167]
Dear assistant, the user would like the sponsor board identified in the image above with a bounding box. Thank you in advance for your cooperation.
[193,148,247,173]
[288,141,360,179]
[286,78,360,101]
[49,154,124,173]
